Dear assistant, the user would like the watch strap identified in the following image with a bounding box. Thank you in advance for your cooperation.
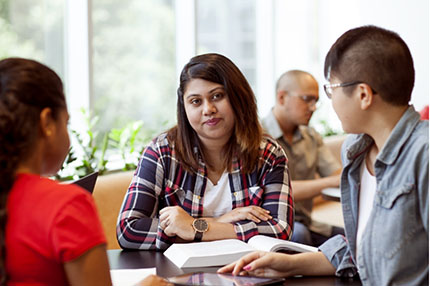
[192,218,208,242]
[194,231,203,242]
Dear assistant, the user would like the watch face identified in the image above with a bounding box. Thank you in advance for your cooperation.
[194,219,208,232]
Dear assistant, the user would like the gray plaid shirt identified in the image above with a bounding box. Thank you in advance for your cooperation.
[261,109,340,235]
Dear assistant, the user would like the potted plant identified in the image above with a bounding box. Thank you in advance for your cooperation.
[55,108,154,181]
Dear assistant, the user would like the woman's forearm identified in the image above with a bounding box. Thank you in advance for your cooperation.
[287,252,336,277]
[200,220,237,241]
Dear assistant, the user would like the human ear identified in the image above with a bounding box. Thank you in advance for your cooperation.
[39,107,55,137]
[358,84,374,110]
[277,90,287,105]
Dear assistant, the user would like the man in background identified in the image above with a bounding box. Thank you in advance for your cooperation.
[261,70,344,246]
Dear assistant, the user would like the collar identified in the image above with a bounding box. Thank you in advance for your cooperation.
[264,109,284,139]
[193,142,243,174]
[345,105,421,165]
[264,109,304,142]
[376,105,421,165]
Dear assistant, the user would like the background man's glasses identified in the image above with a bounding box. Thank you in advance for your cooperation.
[288,92,319,107]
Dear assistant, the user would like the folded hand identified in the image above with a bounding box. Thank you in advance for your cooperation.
[159,206,194,240]
[216,206,272,224]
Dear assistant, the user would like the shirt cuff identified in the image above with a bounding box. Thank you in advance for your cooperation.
[319,234,358,278]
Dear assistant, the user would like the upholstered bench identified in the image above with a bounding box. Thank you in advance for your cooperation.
[92,170,133,249]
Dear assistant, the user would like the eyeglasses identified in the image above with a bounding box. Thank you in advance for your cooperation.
[323,81,363,99]
[290,93,319,107]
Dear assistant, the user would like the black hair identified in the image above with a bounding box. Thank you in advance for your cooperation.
[0,57,66,284]
[324,25,414,105]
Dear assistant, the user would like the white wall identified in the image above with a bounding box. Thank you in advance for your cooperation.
[264,0,429,130]
[318,0,429,109]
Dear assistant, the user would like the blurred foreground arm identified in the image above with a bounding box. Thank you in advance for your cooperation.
[64,244,111,286]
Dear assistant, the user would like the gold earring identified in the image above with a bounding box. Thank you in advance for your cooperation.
[46,130,52,136]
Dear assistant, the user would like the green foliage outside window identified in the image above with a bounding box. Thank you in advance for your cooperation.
[55,109,156,181]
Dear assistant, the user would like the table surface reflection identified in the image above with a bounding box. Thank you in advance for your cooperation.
[322,187,341,202]
[108,249,361,285]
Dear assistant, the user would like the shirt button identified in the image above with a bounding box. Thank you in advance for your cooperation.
[233,192,238,196]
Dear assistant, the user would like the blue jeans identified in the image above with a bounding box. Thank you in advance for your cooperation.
[291,221,344,247]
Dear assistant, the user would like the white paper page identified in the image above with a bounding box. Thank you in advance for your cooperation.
[110,268,156,286]
[247,235,279,252]
[174,239,254,257]
[248,235,318,253]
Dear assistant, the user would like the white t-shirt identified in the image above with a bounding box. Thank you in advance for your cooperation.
[356,160,377,254]
[202,172,232,217]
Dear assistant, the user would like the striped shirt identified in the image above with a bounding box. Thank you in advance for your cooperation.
[116,133,294,250]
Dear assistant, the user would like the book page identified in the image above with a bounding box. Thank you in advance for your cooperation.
[110,268,156,286]
[247,235,281,252]
[172,239,255,257]
[164,239,257,268]
[247,235,318,253]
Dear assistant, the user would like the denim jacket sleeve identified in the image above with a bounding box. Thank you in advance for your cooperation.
[319,234,358,278]
[318,135,359,278]
[417,140,429,234]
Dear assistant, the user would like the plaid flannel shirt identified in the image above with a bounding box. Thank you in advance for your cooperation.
[116,133,294,250]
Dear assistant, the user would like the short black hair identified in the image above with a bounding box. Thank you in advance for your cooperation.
[324,25,414,105]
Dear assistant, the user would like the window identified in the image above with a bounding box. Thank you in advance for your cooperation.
[196,0,257,91]
[91,0,176,135]
[0,0,64,79]
[2,0,428,170]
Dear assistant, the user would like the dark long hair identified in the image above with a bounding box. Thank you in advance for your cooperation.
[0,58,66,284]
[167,53,262,173]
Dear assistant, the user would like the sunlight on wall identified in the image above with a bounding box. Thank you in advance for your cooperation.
[270,0,429,133]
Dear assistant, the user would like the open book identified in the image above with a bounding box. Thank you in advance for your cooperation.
[164,235,318,268]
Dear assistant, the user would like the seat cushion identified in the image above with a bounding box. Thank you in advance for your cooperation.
[92,170,134,249]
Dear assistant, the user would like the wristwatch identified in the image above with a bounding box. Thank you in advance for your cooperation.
[192,218,209,242]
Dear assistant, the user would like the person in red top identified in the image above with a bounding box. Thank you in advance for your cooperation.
[419,104,429,120]
[0,58,169,286]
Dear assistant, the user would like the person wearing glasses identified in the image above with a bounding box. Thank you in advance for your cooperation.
[261,70,343,247]
[220,25,428,286]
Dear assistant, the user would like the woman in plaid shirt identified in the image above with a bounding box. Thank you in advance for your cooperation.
[117,53,294,250]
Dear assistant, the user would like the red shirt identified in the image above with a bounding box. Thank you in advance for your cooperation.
[6,174,106,285]
[419,105,429,120]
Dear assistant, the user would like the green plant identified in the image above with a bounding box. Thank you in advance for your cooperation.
[55,108,152,181]
[108,120,152,171]
[315,119,344,138]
